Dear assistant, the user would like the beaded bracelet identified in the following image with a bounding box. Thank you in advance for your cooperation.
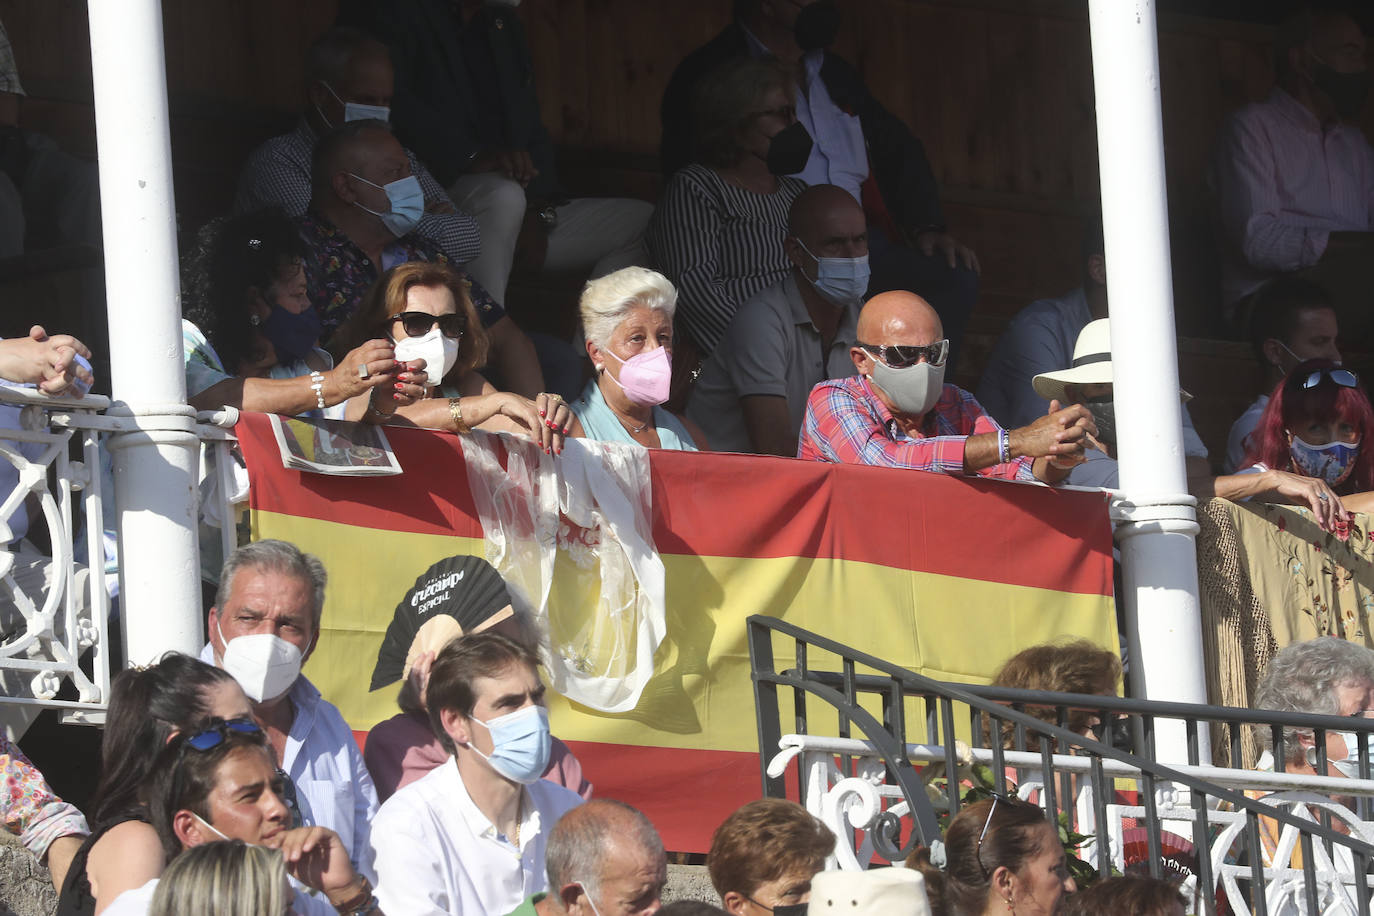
[448,397,470,434]
[309,371,326,410]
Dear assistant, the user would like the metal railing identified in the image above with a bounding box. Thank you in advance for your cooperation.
[0,387,238,728]
[749,614,1374,916]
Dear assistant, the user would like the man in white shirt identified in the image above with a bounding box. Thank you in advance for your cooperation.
[371,631,583,916]
[1226,276,1341,472]
[203,539,379,881]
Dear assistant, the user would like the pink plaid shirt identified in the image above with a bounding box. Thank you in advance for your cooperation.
[797,375,1035,481]
[1214,88,1374,307]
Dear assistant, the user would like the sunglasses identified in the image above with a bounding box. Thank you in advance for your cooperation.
[975,794,1002,877]
[392,311,466,340]
[183,716,263,751]
[1299,368,1358,390]
[859,339,950,370]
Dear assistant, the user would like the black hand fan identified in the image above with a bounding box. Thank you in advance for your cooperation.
[369,554,513,691]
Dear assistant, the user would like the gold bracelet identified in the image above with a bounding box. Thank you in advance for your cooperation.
[448,397,470,434]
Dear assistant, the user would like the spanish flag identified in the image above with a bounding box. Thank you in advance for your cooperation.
[235,412,1116,852]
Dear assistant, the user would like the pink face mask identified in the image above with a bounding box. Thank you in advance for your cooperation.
[601,346,672,406]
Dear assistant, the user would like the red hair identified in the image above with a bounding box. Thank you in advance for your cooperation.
[1244,358,1374,494]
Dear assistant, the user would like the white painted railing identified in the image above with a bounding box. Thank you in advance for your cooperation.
[769,734,1374,915]
[0,387,238,732]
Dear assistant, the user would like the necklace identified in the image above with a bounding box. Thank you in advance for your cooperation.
[510,794,523,850]
[610,403,651,434]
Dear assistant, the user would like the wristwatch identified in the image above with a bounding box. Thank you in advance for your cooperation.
[537,205,558,231]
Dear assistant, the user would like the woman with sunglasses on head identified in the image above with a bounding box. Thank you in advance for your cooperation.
[907,795,1075,916]
[571,266,706,450]
[330,261,576,453]
[180,207,426,420]
[102,717,379,916]
[1196,359,1374,533]
[57,654,252,916]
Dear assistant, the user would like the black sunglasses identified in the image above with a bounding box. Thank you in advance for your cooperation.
[1299,368,1358,390]
[392,311,465,340]
[859,339,949,370]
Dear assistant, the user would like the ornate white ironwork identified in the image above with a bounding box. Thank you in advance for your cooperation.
[769,734,1374,914]
[0,389,240,730]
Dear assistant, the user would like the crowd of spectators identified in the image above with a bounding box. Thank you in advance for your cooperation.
[1,0,1373,912]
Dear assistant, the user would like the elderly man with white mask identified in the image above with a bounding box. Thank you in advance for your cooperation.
[1030,318,1211,489]
[202,538,379,882]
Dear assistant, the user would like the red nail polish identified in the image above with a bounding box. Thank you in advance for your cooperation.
[395,383,404,390]
[540,409,547,417]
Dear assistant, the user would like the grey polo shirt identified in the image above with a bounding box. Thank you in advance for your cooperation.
[687,274,861,453]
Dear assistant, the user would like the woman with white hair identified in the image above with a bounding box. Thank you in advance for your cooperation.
[571,267,706,450]
[1254,636,1374,776]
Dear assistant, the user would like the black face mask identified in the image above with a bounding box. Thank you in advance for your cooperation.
[771,905,808,916]
[793,0,841,52]
[1083,396,1116,446]
[1312,61,1372,120]
[765,121,814,176]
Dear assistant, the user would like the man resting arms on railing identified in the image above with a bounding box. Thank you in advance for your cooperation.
[797,291,1095,483]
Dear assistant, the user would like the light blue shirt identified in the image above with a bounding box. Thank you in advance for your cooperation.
[738,26,868,203]
[571,379,698,451]
[974,286,1207,490]
[976,288,1094,430]
[792,51,868,203]
[199,643,380,882]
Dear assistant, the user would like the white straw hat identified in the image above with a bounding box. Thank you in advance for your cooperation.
[1031,318,1190,404]
[809,868,933,916]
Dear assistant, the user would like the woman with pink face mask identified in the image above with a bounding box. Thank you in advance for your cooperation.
[571,267,707,451]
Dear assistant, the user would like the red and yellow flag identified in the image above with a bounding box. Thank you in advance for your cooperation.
[235,412,1117,851]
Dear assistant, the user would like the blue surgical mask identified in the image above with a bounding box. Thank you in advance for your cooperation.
[468,704,552,785]
[796,239,870,307]
[259,303,322,365]
[348,173,424,237]
[317,81,391,125]
[1290,435,1360,487]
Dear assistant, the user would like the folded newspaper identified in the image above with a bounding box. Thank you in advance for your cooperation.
[269,415,403,476]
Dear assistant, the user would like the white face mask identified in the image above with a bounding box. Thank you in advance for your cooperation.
[393,326,460,385]
[216,615,303,704]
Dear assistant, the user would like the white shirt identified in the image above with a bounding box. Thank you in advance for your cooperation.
[1226,394,1270,474]
[102,876,338,915]
[371,756,583,916]
[199,644,380,882]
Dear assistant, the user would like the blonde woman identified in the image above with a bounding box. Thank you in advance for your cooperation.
[149,841,289,916]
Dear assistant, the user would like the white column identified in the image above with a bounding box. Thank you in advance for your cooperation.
[1087,0,1209,763]
[88,0,204,664]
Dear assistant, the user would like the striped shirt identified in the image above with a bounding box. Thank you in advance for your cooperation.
[235,120,482,267]
[797,375,1036,481]
[1214,88,1374,307]
[646,164,805,354]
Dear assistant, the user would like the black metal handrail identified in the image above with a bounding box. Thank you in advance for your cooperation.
[749,614,1374,916]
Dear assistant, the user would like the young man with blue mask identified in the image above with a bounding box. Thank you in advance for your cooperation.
[798,290,1095,484]
[371,631,583,916]
[687,184,869,456]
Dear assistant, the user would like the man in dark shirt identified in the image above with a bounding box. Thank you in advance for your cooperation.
[300,120,502,338]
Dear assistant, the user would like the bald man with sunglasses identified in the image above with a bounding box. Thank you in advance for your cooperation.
[797,291,1095,483]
